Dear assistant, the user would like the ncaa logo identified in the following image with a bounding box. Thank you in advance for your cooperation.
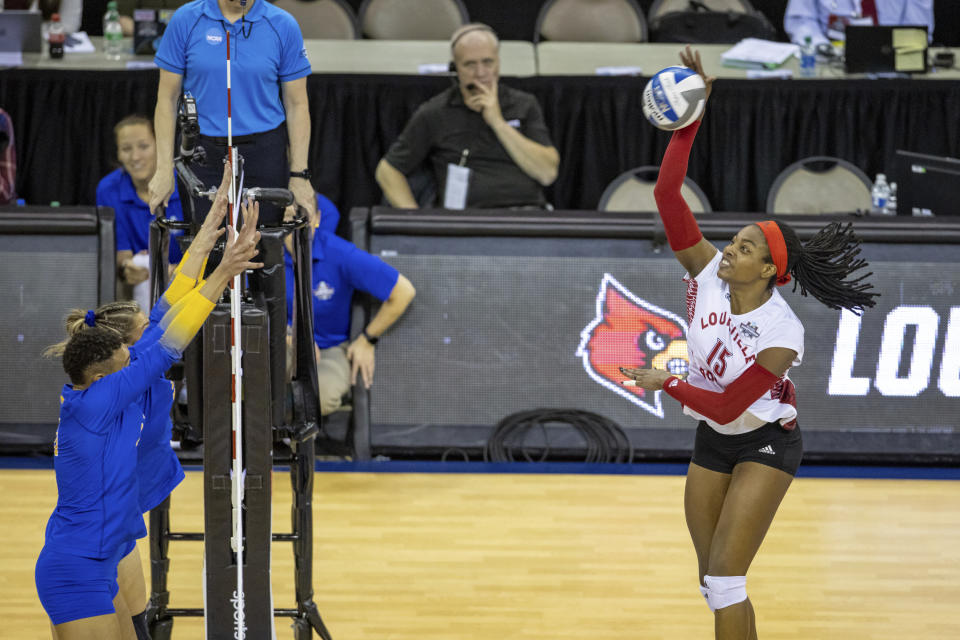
[576,274,689,418]
[205,28,224,45]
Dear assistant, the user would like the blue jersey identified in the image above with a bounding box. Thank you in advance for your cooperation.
[155,0,312,137]
[130,312,184,513]
[96,168,185,263]
[285,230,399,349]
[45,341,180,559]
[316,193,339,234]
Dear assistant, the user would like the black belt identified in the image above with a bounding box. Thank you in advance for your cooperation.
[199,132,260,145]
[199,125,283,146]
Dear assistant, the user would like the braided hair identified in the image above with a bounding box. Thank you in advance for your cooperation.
[44,301,144,358]
[75,301,143,344]
[766,221,879,315]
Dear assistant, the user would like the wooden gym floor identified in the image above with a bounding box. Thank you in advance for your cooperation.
[2,466,958,639]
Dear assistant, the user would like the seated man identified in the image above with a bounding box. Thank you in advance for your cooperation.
[784,0,934,46]
[284,202,415,416]
[375,23,560,210]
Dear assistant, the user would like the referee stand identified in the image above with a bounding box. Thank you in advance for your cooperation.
[145,215,333,640]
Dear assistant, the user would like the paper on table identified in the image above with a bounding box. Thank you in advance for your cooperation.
[65,31,96,53]
[892,27,927,72]
[595,65,643,76]
[746,69,794,79]
[0,52,23,67]
[721,38,799,69]
[418,63,450,75]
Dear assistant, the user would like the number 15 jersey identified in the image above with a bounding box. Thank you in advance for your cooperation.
[683,252,805,434]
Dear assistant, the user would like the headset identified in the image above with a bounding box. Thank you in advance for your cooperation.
[448,23,499,73]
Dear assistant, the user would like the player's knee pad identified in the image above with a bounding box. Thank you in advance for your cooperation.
[703,574,747,612]
[698,584,713,612]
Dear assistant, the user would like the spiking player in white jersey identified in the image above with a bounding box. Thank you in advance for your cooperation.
[679,244,805,436]
[621,47,878,640]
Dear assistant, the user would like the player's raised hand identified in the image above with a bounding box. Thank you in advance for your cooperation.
[219,199,264,278]
[191,162,234,255]
[680,45,716,102]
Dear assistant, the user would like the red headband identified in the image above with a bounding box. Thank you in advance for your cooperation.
[756,221,791,286]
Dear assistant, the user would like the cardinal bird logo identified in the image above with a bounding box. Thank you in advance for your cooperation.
[576,274,690,418]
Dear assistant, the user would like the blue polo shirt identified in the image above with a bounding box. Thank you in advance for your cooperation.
[155,0,312,136]
[96,168,185,263]
[316,193,339,234]
[285,230,399,350]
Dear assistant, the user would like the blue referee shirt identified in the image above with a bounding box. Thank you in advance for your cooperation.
[285,229,399,350]
[97,168,185,263]
[44,341,180,559]
[155,0,312,137]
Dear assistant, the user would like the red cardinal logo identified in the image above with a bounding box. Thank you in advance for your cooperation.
[576,274,689,418]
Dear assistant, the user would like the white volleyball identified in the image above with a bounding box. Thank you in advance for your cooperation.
[641,66,706,131]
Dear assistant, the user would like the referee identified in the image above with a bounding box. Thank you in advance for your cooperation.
[148,0,318,226]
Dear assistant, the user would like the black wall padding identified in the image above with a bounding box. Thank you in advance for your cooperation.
[201,303,274,639]
[357,209,960,464]
[0,207,114,451]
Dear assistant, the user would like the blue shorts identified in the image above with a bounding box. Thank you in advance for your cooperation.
[35,544,126,625]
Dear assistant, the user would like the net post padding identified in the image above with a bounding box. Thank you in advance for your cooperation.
[202,303,274,639]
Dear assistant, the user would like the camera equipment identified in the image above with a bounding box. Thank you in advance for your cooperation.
[178,93,203,163]
[932,50,955,68]
[241,187,295,208]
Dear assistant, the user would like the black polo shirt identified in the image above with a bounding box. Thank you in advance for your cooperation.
[384,84,555,208]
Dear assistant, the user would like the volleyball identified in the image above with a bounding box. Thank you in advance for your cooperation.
[641,66,706,131]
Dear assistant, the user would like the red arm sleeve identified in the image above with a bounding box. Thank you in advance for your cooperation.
[653,120,703,252]
[662,362,780,425]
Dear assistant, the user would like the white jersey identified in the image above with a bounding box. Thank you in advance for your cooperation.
[682,252,805,434]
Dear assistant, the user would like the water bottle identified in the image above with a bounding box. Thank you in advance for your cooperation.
[871,173,891,215]
[883,182,898,216]
[48,13,65,59]
[800,36,816,78]
[104,1,124,60]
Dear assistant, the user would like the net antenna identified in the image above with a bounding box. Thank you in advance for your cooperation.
[225,28,247,640]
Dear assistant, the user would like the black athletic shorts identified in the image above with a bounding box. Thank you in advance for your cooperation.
[691,420,803,476]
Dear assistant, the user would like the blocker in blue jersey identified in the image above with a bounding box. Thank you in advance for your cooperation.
[35,197,263,638]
